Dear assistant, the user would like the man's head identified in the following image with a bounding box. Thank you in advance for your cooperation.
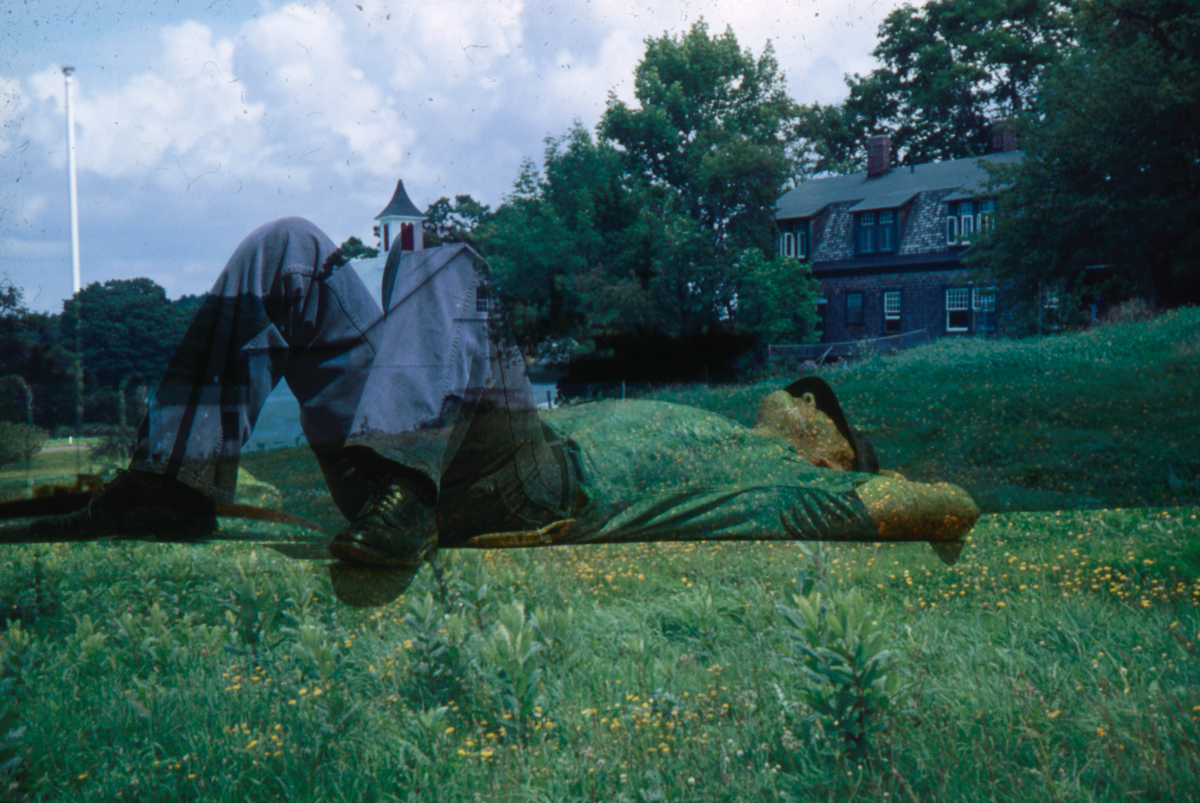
[752,377,878,473]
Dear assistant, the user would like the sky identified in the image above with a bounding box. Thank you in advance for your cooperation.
[1,0,914,313]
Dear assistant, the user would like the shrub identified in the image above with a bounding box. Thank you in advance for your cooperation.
[0,422,48,468]
[779,546,905,762]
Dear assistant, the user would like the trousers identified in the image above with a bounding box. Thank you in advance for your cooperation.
[132,218,575,538]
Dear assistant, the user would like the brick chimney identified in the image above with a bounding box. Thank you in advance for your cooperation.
[867,135,891,178]
[991,121,1017,153]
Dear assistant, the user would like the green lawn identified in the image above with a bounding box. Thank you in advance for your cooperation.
[0,309,1198,801]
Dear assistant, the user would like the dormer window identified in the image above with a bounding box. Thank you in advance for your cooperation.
[980,199,996,232]
[778,221,809,259]
[878,210,895,251]
[948,199,996,245]
[859,212,876,253]
[857,210,897,255]
[959,201,976,242]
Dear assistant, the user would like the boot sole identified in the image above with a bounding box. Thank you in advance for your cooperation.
[328,537,434,567]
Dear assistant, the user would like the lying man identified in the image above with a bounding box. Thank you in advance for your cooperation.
[24,218,979,565]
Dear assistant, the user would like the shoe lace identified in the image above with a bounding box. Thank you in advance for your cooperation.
[361,476,409,519]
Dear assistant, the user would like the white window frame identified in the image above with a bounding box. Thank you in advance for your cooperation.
[884,290,901,333]
[475,285,490,313]
[946,215,958,245]
[979,199,996,232]
[797,228,807,259]
[946,287,970,332]
[960,214,976,241]
[859,212,876,253]
[973,287,996,331]
[784,232,794,257]
[878,210,895,252]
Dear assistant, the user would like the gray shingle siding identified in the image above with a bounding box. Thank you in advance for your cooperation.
[812,203,856,262]
[898,190,954,256]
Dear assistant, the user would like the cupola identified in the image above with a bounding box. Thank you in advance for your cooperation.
[375,179,425,253]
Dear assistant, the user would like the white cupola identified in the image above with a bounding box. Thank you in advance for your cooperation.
[375,179,426,253]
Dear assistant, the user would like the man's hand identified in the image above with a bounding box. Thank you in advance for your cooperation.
[857,475,980,542]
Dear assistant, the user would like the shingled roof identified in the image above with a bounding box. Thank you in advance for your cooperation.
[776,150,1021,220]
[375,179,425,220]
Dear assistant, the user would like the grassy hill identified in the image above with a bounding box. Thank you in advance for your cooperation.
[0,310,1197,802]
[640,306,1200,514]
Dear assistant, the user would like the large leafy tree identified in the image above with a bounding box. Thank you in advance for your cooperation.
[796,0,1075,173]
[973,0,1200,307]
[60,278,194,389]
[487,20,810,357]
[486,126,642,344]
[600,20,796,266]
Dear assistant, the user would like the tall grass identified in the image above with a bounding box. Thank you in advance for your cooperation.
[0,309,1197,801]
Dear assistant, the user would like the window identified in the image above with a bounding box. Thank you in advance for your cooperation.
[783,233,795,257]
[797,227,808,258]
[878,210,896,252]
[946,214,958,245]
[980,199,996,232]
[475,284,490,313]
[846,291,864,326]
[973,288,996,332]
[858,212,876,253]
[946,287,970,332]
[959,201,976,242]
[884,290,901,333]
[1043,287,1060,309]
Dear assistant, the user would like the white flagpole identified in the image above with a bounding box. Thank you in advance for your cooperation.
[63,66,84,473]
[63,66,81,295]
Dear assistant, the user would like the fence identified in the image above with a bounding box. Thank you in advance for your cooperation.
[768,328,932,374]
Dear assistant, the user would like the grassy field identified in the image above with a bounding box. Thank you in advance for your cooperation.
[0,310,1198,801]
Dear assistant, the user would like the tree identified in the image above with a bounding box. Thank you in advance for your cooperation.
[600,20,796,265]
[0,283,75,430]
[485,21,818,373]
[423,195,492,249]
[972,0,1200,307]
[0,421,48,468]
[337,236,378,260]
[733,249,822,350]
[60,278,192,389]
[483,125,648,345]
[796,0,1075,173]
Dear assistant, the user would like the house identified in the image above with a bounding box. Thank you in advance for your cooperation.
[775,130,1020,345]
